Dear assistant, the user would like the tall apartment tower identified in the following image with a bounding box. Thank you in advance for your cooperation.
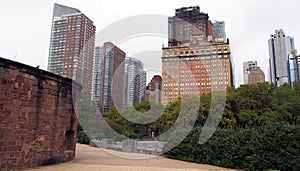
[212,21,226,42]
[287,51,299,86]
[162,6,233,105]
[248,67,265,85]
[123,57,146,106]
[48,3,96,98]
[243,61,258,84]
[92,42,126,114]
[269,29,297,87]
[146,75,162,103]
[92,46,104,105]
[296,55,300,82]
[168,6,212,46]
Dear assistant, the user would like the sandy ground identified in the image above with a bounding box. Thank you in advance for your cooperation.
[27,144,238,171]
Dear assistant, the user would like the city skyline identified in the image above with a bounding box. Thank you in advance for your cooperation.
[1,1,300,170]
[1,0,300,86]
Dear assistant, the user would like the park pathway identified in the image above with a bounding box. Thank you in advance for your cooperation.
[28,144,238,171]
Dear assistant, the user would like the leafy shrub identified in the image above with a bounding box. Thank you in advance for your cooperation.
[164,124,300,171]
[76,131,90,144]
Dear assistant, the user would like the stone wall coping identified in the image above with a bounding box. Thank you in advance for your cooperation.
[0,56,82,90]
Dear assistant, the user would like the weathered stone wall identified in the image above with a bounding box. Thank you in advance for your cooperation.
[0,57,82,170]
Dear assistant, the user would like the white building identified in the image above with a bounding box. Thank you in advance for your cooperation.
[269,29,296,87]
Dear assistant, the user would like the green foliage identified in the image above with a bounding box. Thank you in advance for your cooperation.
[77,82,300,170]
[77,90,119,140]
[103,82,300,140]
[76,130,90,144]
[156,97,181,133]
[164,125,300,171]
[103,99,183,140]
[196,82,300,128]
[133,100,151,113]
[76,123,89,144]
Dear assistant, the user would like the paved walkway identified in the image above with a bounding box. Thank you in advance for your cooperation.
[28,144,237,171]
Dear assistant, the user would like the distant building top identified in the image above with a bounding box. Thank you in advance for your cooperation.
[53,3,94,23]
[175,6,200,13]
[53,3,81,18]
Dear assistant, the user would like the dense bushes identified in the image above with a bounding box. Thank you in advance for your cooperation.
[76,123,90,144]
[164,124,300,171]
[76,131,90,144]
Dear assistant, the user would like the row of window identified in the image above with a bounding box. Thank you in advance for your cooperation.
[163,45,229,56]
[162,56,230,63]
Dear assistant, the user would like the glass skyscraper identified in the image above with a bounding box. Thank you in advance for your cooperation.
[269,29,297,87]
[123,57,146,106]
[92,42,126,114]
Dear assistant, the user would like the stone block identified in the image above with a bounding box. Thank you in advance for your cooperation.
[122,139,136,152]
[101,138,114,148]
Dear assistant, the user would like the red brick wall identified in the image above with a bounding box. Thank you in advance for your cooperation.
[0,57,82,170]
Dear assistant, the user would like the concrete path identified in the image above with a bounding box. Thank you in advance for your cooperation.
[28,144,237,171]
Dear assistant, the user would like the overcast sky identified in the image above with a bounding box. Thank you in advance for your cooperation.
[0,0,300,86]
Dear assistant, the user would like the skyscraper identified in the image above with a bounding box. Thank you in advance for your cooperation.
[269,29,296,87]
[243,61,258,84]
[162,41,233,104]
[248,67,265,85]
[92,42,126,114]
[212,21,226,42]
[287,52,299,87]
[123,57,146,106]
[48,3,96,98]
[92,46,104,106]
[146,75,162,103]
[168,6,212,46]
[162,6,233,105]
[296,55,300,82]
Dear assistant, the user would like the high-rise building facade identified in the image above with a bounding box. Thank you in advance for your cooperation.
[146,75,162,103]
[92,46,104,105]
[269,29,296,87]
[243,61,258,84]
[296,55,300,82]
[248,67,265,85]
[48,3,96,98]
[212,21,226,42]
[123,57,146,106]
[162,6,233,105]
[162,41,233,104]
[168,6,212,46]
[92,42,126,114]
[287,53,299,87]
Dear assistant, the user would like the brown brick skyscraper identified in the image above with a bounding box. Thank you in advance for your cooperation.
[162,6,233,105]
[48,3,96,99]
[248,67,265,84]
[146,75,162,103]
